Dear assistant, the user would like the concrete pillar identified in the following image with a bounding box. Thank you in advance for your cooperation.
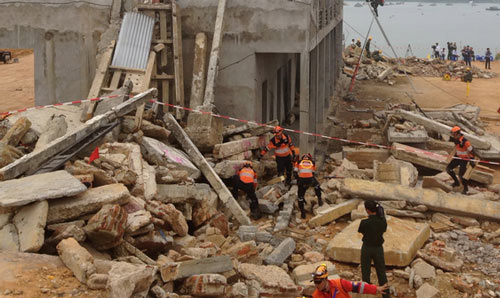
[317,39,325,138]
[299,51,310,154]
[309,47,317,147]
[45,31,56,105]
[290,55,297,112]
[189,33,208,109]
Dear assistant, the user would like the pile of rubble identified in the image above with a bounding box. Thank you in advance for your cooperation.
[342,45,497,84]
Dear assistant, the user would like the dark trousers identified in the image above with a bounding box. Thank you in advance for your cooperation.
[361,245,390,298]
[276,155,293,184]
[446,158,469,191]
[297,177,322,212]
[232,176,259,213]
[485,57,491,69]
[466,58,472,67]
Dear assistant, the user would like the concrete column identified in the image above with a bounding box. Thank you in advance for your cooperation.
[189,33,208,109]
[335,23,343,81]
[290,54,297,111]
[317,39,325,136]
[45,31,56,105]
[299,51,310,154]
[309,47,317,148]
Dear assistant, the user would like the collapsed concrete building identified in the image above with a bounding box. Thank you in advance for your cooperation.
[0,0,344,152]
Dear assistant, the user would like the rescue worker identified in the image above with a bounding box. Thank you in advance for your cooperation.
[356,39,362,48]
[232,161,261,219]
[366,0,384,17]
[463,67,473,83]
[260,126,296,185]
[358,201,390,298]
[365,36,372,58]
[447,126,475,194]
[294,153,323,219]
[311,264,388,298]
[372,49,383,62]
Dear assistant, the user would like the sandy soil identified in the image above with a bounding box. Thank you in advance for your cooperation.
[0,50,35,114]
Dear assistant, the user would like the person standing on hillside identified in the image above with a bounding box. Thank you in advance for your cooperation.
[485,48,492,69]
[365,36,372,58]
[435,43,441,60]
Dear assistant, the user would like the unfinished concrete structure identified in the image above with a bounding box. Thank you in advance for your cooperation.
[180,0,343,152]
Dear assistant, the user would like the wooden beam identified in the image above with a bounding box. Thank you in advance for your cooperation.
[137,3,171,10]
[172,0,185,119]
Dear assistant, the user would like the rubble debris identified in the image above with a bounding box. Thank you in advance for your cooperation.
[237,263,302,297]
[213,135,269,159]
[342,146,390,169]
[308,199,360,228]
[0,223,20,251]
[13,200,48,252]
[56,237,97,284]
[107,261,157,298]
[83,204,128,250]
[0,170,87,207]
[160,256,232,282]
[0,116,31,147]
[33,114,68,152]
[264,237,296,265]
[183,274,227,296]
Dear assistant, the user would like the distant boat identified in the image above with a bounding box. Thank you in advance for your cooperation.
[429,3,437,6]
[446,3,453,6]
[486,6,500,11]
[354,2,363,7]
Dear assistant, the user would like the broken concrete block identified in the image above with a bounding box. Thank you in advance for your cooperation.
[450,215,479,227]
[422,176,452,193]
[341,178,500,221]
[107,262,157,298]
[229,281,248,298]
[84,204,128,250]
[309,199,360,228]
[0,170,87,207]
[238,225,257,242]
[134,230,173,256]
[342,146,390,169]
[126,210,152,234]
[156,183,211,203]
[141,136,200,178]
[184,274,227,296]
[13,201,48,252]
[47,183,130,224]
[34,115,68,152]
[0,224,19,251]
[65,160,117,186]
[142,162,157,201]
[225,150,253,160]
[0,142,23,168]
[0,212,12,230]
[208,212,229,237]
[46,223,86,245]
[87,273,108,290]
[213,135,270,159]
[225,241,260,263]
[1,116,31,147]
[214,160,264,179]
[373,161,401,184]
[387,126,428,143]
[192,190,219,228]
[412,259,436,280]
[416,283,440,298]
[292,261,335,285]
[146,201,188,236]
[56,238,96,284]
[238,263,301,297]
[160,256,232,282]
[384,156,419,187]
[326,216,430,266]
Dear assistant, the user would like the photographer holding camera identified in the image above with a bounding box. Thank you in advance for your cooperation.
[358,201,390,298]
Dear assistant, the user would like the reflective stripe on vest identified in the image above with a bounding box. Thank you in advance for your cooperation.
[275,146,291,156]
[298,160,314,178]
[239,169,255,183]
[456,136,473,158]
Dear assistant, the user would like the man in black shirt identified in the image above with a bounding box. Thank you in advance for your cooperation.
[358,201,390,298]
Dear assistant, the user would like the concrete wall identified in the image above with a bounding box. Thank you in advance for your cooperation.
[0,0,112,105]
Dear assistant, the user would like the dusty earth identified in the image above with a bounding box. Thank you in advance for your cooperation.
[0,53,499,297]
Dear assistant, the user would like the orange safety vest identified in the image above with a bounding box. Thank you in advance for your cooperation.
[297,159,316,178]
[455,136,473,159]
[265,134,294,157]
[239,167,257,184]
[312,279,351,298]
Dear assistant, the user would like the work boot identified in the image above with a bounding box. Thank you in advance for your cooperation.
[462,184,469,195]
[298,200,306,219]
[250,201,261,220]
[451,181,460,187]
[318,197,324,207]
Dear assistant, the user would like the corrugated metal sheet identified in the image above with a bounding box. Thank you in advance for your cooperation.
[111,12,154,70]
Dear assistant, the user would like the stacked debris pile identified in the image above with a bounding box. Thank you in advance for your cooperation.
[342,45,497,83]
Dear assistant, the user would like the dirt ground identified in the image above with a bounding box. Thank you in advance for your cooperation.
[0,50,35,113]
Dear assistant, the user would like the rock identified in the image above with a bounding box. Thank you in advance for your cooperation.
[34,114,68,152]
[84,204,128,250]
[13,200,48,252]
[238,263,301,297]
[451,278,474,294]
[1,116,31,147]
[0,224,20,251]
[292,261,335,285]
[126,210,152,234]
[46,222,87,245]
[0,170,87,207]
[264,237,296,265]
[412,259,436,280]
[450,215,479,227]
[303,251,325,263]
[183,274,227,296]
[146,201,188,237]
[160,256,232,282]
[47,183,130,224]
[87,273,108,290]
[326,216,430,266]
[229,282,248,298]
[416,282,439,298]
[0,142,23,168]
[56,238,96,284]
[107,262,157,298]
[0,212,12,230]
[224,241,260,263]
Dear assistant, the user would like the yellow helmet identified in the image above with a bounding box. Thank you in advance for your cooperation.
[466,67,470,71]
[369,36,372,40]
[312,264,328,280]
[379,50,382,53]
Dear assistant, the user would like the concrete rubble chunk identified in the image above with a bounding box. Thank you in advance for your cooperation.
[0,170,87,207]
[146,201,188,237]
[422,176,452,193]
[387,126,428,143]
[84,204,128,250]
[65,160,118,186]
[229,282,248,298]
[87,273,108,290]
[326,216,430,266]
[341,178,500,221]
[214,160,264,179]
[13,200,48,252]
[56,238,96,284]
[0,142,23,168]
[309,199,360,228]
[1,116,31,147]
[412,259,436,280]
[107,261,157,298]
[47,183,130,224]
[156,183,211,203]
[416,282,440,298]
[213,135,270,159]
[384,156,419,186]
[238,263,302,297]
[46,223,87,245]
[142,161,157,200]
[183,274,227,296]
[224,240,260,263]
[264,237,296,265]
[0,212,12,230]
[186,110,224,153]
[126,210,152,234]
[192,190,219,228]
[160,255,232,282]
[34,114,68,152]
[0,223,20,252]
[121,116,171,140]
[141,136,200,178]
[223,120,278,138]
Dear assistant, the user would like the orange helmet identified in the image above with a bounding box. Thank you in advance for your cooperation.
[274,126,284,135]
[451,126,461,134]
[311,264,328,281]
[243,160,253,168]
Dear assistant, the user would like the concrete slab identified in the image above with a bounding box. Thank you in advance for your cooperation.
[308,199,361,228]
[391,142,493,184]
[160,256,232,282]
[326,216,430,266]
[13,201,48,252]
[346,128,386,146]
[0,224,19,252]
[47,183,130,224]
[213,135,270,159]
[341,178,500,221]
[0,170,87,207]
[237,263,302,297]
[387,127,428,143]
[342,146,390,169]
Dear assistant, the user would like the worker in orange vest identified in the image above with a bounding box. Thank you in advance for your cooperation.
[311,264,388,298]
[232,161,261,219]
[260,126,296,185]
[447,126,475,194]
[294,153,323,219]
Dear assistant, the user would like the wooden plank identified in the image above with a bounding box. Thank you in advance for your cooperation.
[81,40,115,122]
[109,70,123,90]
[152,39,173,44]
[133,51,156,131]
[159,10,168,69]
[152,74,175,80]
[172,0,185,119]
[108,65,147,73]
[125,72,145,94]
[137,3,172,10]
[162,80,169,114]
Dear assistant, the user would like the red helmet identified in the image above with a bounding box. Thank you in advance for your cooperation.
[302,153,312,160]
[274,126,284,134]
[451,126,461,133]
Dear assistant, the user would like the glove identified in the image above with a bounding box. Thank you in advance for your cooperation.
[470,160,477,168]
[260,150,266,157]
